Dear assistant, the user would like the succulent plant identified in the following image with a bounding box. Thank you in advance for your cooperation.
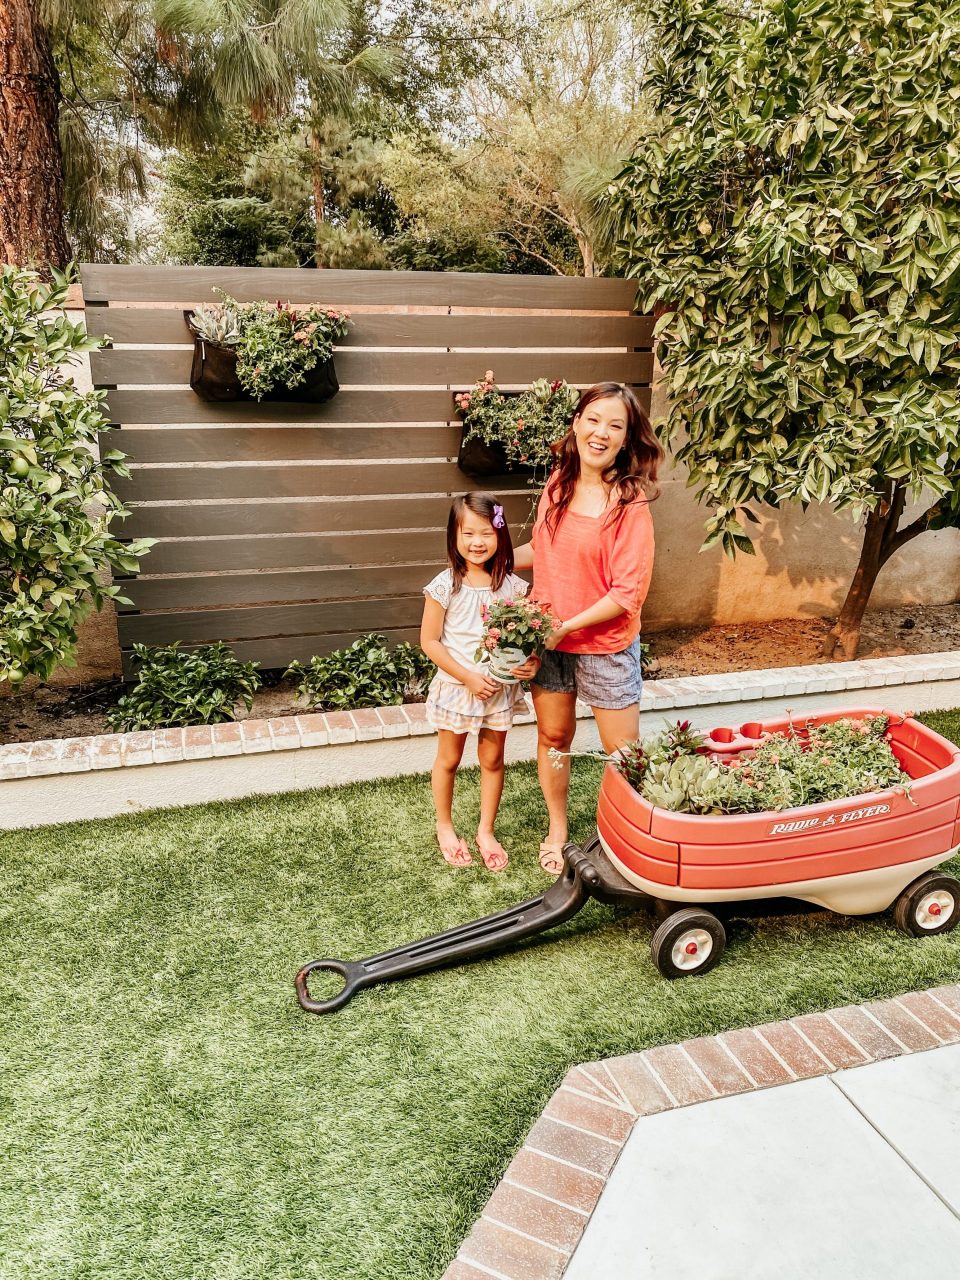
[189,300,243,348]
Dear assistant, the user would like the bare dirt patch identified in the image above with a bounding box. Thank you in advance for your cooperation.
[2,603,958,746]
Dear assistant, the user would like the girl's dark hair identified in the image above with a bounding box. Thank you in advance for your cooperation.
[447,492,514,593]
[545,382,664,538]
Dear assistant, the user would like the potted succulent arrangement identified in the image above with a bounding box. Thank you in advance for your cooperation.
[475,597,558,683]
[185,290,350,402]
[455,369,580,479]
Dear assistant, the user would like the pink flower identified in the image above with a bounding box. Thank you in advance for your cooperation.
[530,619,541,630]
[484,636,497,650]
[506,622,516,630]
[488,628,501,639]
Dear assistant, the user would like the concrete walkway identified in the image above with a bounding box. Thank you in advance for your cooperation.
[565,1041,960,1279]
[444,983,960,1280]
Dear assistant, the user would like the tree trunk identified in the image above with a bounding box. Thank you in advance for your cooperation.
[0,0,71,270]
[823,482,927,661]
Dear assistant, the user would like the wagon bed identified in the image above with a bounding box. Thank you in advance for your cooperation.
[598,708,960,915]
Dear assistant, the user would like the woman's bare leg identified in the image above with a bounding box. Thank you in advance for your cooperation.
[532,685,578,852]
[592,703,640,755]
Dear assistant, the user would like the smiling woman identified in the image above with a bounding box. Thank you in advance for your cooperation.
[512,382,664,874]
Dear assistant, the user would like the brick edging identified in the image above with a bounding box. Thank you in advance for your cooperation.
[445,983,960,1280]
[3,649,960,782]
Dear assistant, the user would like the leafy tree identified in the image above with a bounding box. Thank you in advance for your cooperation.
[611,0,960,658]
[462,0,652,276]
[0,266,150,683]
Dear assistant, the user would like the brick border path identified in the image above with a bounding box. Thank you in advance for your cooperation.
[443,982,960,1280]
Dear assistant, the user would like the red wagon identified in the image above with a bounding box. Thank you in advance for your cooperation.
[296,708,960,1012]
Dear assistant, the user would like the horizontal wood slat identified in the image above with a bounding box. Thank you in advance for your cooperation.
[91,348,653,387]
[118,595,425,644]
[114,462,531,502]
[117,425,463,464]
[134,528,514,574]
[105,384,650,425]
[119,493,537,538]
[106,388,448,424]
[120,628,423,675]
[85,310,653,348]
[120,562,446,612]
[81,263,639,309]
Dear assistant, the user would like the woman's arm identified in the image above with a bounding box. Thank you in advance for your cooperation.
[512,541,534,571]
[420,596,499,698]
[545,594,627,650]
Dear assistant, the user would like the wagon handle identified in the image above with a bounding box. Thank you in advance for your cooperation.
[294,959,368,1014]
[295,842,609,1015]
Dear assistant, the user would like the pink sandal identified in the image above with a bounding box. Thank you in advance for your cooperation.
[438,832,472,868]
[538,842,565,877]
[476,834,509,872]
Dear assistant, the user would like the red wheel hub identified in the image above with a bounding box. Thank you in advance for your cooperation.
[685,941,699,955]
[928,902,943,917]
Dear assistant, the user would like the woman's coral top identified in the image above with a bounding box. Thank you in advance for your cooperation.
[530,484,655,654]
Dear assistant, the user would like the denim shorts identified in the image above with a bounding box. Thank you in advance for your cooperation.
[532,638,643,710]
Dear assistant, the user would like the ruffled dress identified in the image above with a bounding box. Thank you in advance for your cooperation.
[423,569,530,733]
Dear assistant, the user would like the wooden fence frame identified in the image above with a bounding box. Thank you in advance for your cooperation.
[81,265,652,670]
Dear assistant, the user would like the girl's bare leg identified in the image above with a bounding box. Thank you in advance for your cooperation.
[476,728,508,870]
[432,729,471,866]
[532,686,578,870]
[592,703,640,755]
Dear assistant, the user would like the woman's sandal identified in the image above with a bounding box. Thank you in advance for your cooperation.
[438,832,473,868]
[538,842,565,877]
[475,833,509,872]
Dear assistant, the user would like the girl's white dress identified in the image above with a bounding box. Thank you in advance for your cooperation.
[423,568,530,733]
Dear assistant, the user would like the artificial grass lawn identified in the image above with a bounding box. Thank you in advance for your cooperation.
[3,710,960,1280]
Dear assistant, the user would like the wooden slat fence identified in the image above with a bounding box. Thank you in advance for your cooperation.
[81,265,651,670]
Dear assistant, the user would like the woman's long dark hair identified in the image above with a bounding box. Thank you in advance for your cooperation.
[544,382,663,538]
[446,491,514,593]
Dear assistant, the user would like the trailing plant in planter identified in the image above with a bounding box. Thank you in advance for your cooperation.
[0,265,151,686]
[455,369,580,479]
[286,634,436,711]
[187,291,350,402]
[107,641,261,731]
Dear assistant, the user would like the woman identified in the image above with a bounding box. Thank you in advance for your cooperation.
[513,382,663,875]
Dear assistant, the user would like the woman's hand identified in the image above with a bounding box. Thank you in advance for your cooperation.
[544,622,569,651]
[464,669,500,701]
[510,655,541,680]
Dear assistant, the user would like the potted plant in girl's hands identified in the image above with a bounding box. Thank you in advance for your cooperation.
[455,369,580,480]
[476,597,558,683]
[186,290,350,402]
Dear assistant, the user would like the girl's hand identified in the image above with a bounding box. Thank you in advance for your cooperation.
[544,622,569,651]
[464,670,500,700]
[510,655,540,679]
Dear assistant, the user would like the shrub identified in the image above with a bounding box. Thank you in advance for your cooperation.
[107,642,261,731]
[0,265,151,685]
[286,634,436,711]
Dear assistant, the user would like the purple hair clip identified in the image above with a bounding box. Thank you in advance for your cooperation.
[492,503,505,529]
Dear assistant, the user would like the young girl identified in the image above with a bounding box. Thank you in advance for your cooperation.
[420,492,538,871]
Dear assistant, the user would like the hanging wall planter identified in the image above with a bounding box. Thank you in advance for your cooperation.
[185,294,350,404]
[455,370,579,479]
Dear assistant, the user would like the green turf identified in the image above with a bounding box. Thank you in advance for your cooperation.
[2,709,960,1280]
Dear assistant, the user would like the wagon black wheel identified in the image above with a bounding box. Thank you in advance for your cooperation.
[651,908,726,979]
[893,872,960,938]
